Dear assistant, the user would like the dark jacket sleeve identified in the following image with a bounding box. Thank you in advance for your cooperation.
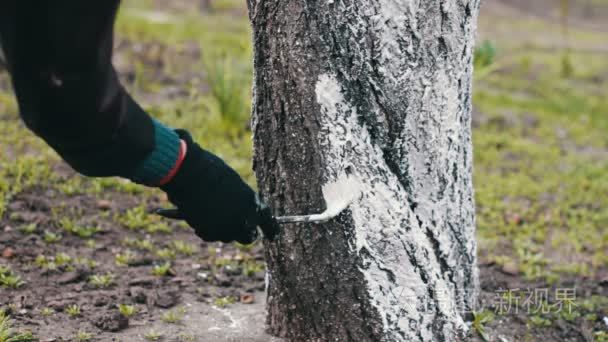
[0,0,155,177]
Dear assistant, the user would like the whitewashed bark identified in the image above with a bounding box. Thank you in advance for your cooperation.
[248,0,480,341]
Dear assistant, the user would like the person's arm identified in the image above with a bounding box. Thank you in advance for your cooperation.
[0,1,155,177]
[0,0,278,242]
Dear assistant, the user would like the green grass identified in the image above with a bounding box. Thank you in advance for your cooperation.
[161,307,186,324]
[152,262,172,277]
[89,273,115,288]
[118,304,138,318]
[0,266,25,289]
[65,305,81,318]
[473,40,608,280]
[0,309,35,342]
[75,330,93,342]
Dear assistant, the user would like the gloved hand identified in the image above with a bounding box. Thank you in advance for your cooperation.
[156,129,279,244]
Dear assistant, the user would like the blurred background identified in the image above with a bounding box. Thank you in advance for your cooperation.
[0,0,606,340]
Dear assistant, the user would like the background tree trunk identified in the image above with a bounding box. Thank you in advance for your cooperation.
[0,41,5,69]
[247,0,480,340]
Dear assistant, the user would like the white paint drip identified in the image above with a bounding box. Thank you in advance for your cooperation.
[315,73,465,340]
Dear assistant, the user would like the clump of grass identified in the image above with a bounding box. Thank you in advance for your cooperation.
[152,262,172,277]
[0,309,36,341]
[117,304,137,318]
[65,305,81,318]
[474,40,496,69]
[0,265,25,289]
[115,251,136,267]
[146,222,172,234]
[472,310,494,340]
[89,273,115,288]
[528,315,552,328]
[117,206,173,234]
[595,331,608,342]
[19,223,37,235]
[74,257,97,270]
[43,231,61,244]
[156,248,176,260]
[40,308,54,317]
[34,255,55,270]
[204,56,250,126]
[122,237,155,251]
[74,226,100,239]
[171,240,197,256]
[214,296,237,308]
[54,253,72,266]
[161,307,186,324]
[75,330,93,341]
[144,330,163,341]
[242,260,264,277]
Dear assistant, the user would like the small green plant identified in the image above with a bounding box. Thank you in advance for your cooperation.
[560,52,574,78]
[59,217,76,233]
[144,330,163,341]
[89,273,115,288]
[156,248,176,260]
[34,255,47,268]
[118,206,154,230]
[115,251,135,267]
[560,309,580,322]
[205,56,250,125]
[75,257,97,269]
[214,296,237,308]
[0,309,36,342]
[595,331,608,342]
[146,222,172,234]
[152,262,171,277]
[123,237,155,251]
[117,304,137,318]
[528,315,551,328]
[34,255,57,271]
[54,252,72,266]
[474,40,496,69]
[171,240,196,256]
[40,307,54,317]
[161,307,185,324]
[75,330,93,341]
[19,223,37,235]
[472,310,494,340]
[65,305,81,318]
[242,260,264,277]
[85,239,97,249]
[0,266,25,289]
[74,226,99,238]
[43,231,61,243]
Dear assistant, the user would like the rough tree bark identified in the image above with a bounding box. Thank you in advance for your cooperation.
[247,0,480,340]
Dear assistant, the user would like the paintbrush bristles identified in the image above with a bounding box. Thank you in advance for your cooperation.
[275,174,360,224]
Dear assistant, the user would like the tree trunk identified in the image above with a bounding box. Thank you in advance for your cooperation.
[248,0,480,340]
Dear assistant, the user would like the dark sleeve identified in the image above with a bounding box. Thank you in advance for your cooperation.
[0,0,155,177]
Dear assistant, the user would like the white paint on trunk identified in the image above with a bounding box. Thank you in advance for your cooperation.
[315,73,466,340]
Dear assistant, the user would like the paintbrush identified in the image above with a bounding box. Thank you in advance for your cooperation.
[274,175,360,224]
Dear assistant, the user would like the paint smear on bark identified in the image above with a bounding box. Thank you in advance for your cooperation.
[315,73,465,340]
